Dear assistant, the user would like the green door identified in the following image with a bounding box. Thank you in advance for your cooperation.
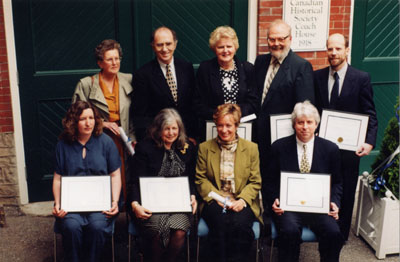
[351,0,399,172]
[12,0,248,202]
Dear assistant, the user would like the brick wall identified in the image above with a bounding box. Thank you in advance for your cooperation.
[258,0,352,70]
[0,0,13,133]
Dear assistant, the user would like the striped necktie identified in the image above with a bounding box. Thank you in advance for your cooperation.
[261,58,279,104]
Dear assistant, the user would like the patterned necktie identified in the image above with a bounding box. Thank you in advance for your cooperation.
[330,72,339,108]
[261,58,280,104]
[166,64,178,104]
[300,144,311,173]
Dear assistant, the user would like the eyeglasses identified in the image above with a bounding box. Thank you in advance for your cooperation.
[103,57,121,64]
[267,35,290,44]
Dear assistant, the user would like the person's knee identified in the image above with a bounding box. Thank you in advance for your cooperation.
[87,219,109,235]
[62,218,82,234]
[171,229,186,241]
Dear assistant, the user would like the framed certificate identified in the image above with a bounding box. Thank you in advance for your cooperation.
[139,177,192,213]
[206,121,252,141]
[61,176,111,212]
[280,172,331,214]
[319,109,369,151]
[270,114,294,144]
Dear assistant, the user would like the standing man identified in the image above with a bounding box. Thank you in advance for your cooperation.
[314,33,378,240]
[254,19,315,202]
[131,26,196,141]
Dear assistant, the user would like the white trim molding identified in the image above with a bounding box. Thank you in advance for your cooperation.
[3,0,29,204]
[247,0,258,63]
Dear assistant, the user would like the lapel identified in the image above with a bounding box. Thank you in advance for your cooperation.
[285,135,300,172]
[310,137,321,172]
[261,51,292,108]
[257,54,271,97]
[152,59,176,104]
[174,59,185,105]
[339,65,356,99]
[209,139,222,189]
[233,138,248,191]
[318,67,330,108]
[87,74,109,115]
[210,58,225,103]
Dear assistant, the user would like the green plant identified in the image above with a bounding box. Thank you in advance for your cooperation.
[370,102,399,199]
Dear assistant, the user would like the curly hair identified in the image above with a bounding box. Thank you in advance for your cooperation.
[147,108,187,149]
[59,101,103,143]
[94,39,123,62]
[209,26,239,51]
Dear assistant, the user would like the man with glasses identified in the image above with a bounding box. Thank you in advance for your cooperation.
[131,26,197,141]
[254,20,315,208]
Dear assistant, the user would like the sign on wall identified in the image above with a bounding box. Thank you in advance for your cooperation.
[283,0,330,51]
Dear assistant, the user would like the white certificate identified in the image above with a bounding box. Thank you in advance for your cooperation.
[280,172,331,214]
[206,121,252,141]
[319,110,369,151]
[270,114,294,144]
[61,176,111,212]
[139,177,191,213]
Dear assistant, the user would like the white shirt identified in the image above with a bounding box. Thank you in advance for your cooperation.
[157,57,178,88]
[296,136,315,169]
[328,63,348,101]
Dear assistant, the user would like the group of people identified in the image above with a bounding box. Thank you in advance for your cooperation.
[51,18,377,262]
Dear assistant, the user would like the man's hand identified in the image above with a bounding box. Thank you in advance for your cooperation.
[356,143,373,157]
[272,198,284,215]
[328,202,339,220]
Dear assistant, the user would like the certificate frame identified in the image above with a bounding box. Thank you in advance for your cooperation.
[206,121,252,141]
[280,172,331,214]
[270,114,294,144]
[61,176,111,212]
[319,109,369,151]
[139,177,192,213]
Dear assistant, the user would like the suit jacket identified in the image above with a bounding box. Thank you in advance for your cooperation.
[194,56,259,120]
[72,72,135,140]
[127,138,197,206]
[314,65,378,147]
[195,138,263,223]
[254,50,314,168]
[264,135,342,210]
[132,58,196,140]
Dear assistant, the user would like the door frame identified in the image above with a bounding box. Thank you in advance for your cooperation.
[6,0,257,203]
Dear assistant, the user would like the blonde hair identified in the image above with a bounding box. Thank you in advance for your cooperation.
[209,26,239,51]
[213,104,242,127]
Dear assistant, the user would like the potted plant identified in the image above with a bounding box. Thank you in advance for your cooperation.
[355,102,399,259]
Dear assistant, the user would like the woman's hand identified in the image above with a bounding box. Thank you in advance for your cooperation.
[229,199,246,213]
[52,204,67,218]
[272,198,284,215]
[103,121,120,136]
[132,202,152,220]
[190,195,197,215]
[103,201,119,218]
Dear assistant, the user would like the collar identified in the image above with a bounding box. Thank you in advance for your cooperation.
[157,57,175,68]
[329,63,348,79]
[295,135,315,148]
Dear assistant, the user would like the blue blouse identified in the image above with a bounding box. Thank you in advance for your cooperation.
[55,133,121,176]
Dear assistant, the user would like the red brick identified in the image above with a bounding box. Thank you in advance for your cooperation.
[0,103,12,111]
[296,52,316,59]
[260,1,281,8]
[331,0,344,6]
[0,110,12,117]
[0,95,10,103]
[1,125,14,132]
[272,8,282,15]
[317,51,327,58]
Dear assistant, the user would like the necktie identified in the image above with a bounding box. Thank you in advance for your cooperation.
[330,72,339,108]
[261,58,279,104]
[300,144,311,173]
[166,64,178,104]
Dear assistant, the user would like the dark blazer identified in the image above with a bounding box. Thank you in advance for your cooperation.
[194,56,259,121]
[254,50,315,168]
[264,135,342,210]
[127,138,197,206]
[314,65,378,147]
[131,58,196,140]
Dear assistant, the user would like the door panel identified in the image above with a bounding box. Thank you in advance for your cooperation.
[352,0,399,172]
[12,0,248,201]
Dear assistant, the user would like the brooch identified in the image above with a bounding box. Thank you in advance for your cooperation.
[180,143,189,154]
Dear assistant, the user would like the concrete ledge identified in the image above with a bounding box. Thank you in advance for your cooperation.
[21,201,53,217]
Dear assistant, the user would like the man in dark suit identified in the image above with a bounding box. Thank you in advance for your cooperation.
[314,33,378,240]
[254,19,315,192]
[265,101,344,262]
[132,26,196,141]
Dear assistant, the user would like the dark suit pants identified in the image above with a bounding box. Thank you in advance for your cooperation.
[338,150,360,240]
[274,211,344,262]
[202,201,255,262]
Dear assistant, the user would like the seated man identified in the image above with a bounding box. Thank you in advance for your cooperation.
[264,100,344,262]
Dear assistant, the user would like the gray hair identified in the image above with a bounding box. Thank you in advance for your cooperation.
[148,108,187,149]
[291,100,320,126]
[267,19,292,37]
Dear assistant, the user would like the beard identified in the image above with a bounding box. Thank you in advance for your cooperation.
[270,45,290,61]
